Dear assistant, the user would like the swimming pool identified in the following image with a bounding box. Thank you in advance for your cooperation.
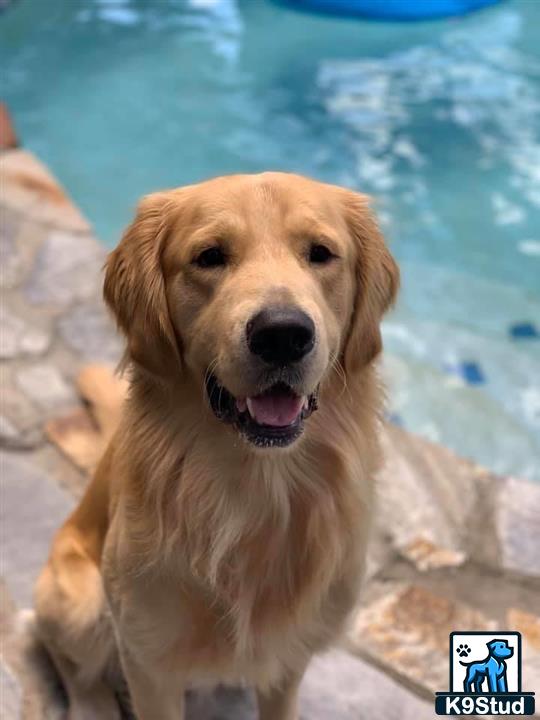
[2,0,539,481]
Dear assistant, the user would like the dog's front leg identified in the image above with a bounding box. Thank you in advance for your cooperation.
[487,667,500,693]
[120,647,185,720]
[256,666,307,720]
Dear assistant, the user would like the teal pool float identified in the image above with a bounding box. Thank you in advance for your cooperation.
[279,0,502,20]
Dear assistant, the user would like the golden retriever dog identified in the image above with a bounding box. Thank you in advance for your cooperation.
[34,172,399,720]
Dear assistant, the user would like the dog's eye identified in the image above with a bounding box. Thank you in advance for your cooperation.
[194,247,226,269]
[309,243,335,265]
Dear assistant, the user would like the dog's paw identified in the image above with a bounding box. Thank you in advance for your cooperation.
[457,643,471,658]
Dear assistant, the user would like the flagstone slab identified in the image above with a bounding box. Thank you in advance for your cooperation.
[299,648,436,720]
[58,301,122,365]
[0,150,90,233]
[1,304,51,360]
[0,383,44,449]
[24,230,104,307]
[0,661,21,720]
[508,608,540,698]
[496,476,540,577]
[0,452,73,607]
[15,363,77,413]
[349,583,495,698]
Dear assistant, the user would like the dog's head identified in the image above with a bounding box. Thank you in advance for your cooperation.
[104,173,398,448]
[488,640,514,660]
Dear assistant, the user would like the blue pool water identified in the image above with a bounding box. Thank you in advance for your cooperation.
[2,0,539,481]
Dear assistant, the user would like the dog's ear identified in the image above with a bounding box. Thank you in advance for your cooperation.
[341,190,399,374]
[104,191,182,377]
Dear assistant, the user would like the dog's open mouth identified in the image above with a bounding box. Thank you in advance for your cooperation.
[205,374,318,448]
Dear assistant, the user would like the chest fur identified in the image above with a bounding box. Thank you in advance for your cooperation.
[115,437,371,684]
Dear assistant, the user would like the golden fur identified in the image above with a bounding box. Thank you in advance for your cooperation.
[34,172,399,720]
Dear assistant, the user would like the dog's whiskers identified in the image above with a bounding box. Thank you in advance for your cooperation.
[202,357,220,418]
[330,353,350,401]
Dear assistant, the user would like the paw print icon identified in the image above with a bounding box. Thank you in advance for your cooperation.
[457,643,471,658]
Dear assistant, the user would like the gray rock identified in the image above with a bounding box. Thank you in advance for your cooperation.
[0,384,44,448]
[0,305,50,359]
[15,364,76,412]
[1,576,66,720]
[349,584,495,699]
[461,468,502,571]
[377,424,478,557]
[25,230,104,307]
[0,207,24,290]
[1,601,67,720]
[0,421,42,451]
[496,476,540,577]
[0,452,73,606]
[0,415,19,443]
[1,150,90,233]
[58,302,123,365]
[300,648,436,720]
[0,660,21,720]
[507,608,540,699]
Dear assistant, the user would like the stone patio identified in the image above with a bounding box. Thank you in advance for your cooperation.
[1,146,539,719]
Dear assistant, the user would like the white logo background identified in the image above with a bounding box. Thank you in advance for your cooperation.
[451,632,520,693]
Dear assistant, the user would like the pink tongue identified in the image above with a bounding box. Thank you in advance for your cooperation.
[247,393,304,427]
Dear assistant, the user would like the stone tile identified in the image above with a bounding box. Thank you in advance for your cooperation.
[399,536,466,572]
[0,415,19,444]
[0,206,45,291]
[24,230,104,307]
[0,150,90,233]
[58,302,122,365]
[0,206,25,289]
[0,304,51,359]
[349,584,495,698]
[1,591,66,720]
[377,424,480,559]
[0,577,17,644]
[0,425,43,452]
[15,364,77,413]
[0,660,21,720]
[364,525,395,582]
[508,608,540,698]
[0,384,44,449]
[460,467,502,571]
[0,452,73,606]
[375,557,540,629]
[496,476,540,577]
[300,648,436,720]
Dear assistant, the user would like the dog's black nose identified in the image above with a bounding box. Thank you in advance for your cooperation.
[247,307,315,365]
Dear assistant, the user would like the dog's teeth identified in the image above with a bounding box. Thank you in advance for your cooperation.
[246,398,255,417]
[236,398,247,413]
[303,397,309,410]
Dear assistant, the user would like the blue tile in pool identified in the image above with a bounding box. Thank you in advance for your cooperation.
[460,361,486,385]
[509,322,540,340]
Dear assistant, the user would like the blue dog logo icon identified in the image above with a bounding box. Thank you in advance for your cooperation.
[460,639,513,693]
[435,631,535,715]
